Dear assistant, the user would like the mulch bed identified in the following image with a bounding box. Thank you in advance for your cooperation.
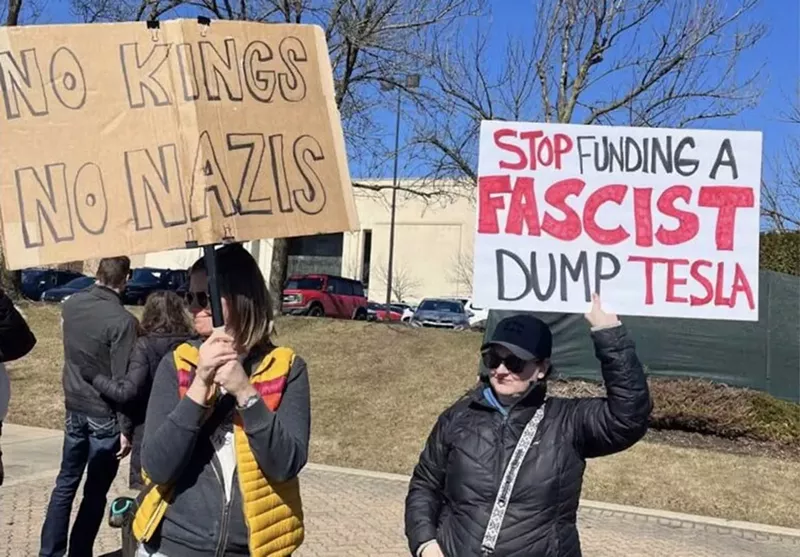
[645,429,800,461]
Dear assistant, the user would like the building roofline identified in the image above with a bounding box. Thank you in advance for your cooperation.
[351,177,472,187]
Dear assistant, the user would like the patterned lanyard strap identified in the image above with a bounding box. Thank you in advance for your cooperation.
[481,403,546,556]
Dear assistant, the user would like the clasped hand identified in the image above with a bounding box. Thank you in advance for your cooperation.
[196,330,251,398]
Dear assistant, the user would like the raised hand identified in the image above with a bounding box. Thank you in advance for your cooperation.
[584,293,619,329]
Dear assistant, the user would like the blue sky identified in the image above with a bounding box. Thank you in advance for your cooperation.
[487,2,798,183]
[38,0,799,183]
[488,1,798,152]
[723,0,799,163]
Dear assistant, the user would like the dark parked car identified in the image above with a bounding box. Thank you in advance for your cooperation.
[282,274,368,320]
[21,269,85,301]
[123,268,189,305]
[41,276,96,303]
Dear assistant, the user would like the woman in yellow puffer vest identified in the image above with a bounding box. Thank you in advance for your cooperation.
[134,244,309,557]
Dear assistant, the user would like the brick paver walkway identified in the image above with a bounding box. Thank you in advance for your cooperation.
[2,462,799,556]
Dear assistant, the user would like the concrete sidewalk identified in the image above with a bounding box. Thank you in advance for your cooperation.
[2,423,799,556]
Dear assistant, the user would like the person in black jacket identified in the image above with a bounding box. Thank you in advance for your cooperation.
[0,286,37,486]
[405,294,652,557]
[40,257,139,557]
[86,290,194,489]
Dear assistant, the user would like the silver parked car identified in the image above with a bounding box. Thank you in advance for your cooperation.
[409,298,470,330]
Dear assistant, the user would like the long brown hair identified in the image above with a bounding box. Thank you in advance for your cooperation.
[140,291,193,336]
[190,243,273,351]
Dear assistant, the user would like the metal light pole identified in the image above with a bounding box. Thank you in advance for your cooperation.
[382,74,420,318]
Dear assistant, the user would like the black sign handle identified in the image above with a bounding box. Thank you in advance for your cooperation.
[203,245,225,328]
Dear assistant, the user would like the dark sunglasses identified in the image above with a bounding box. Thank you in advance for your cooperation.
[184,291,209,309]
[481,350,528,374]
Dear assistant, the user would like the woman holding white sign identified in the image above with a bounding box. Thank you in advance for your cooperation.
[405,295,651,557]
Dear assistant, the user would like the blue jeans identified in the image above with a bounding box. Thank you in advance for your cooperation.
[39,411,120,557]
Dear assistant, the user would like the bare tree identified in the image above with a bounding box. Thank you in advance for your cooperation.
[71,0,480,180]
[373,262,420,302]
[448,250,473,294]
[1,0,44,24]
[340,252,362,280]
[762,100,800,231]
[70,0,482,308]
[410,0,766,184]
[5,0,21,24]
[71,0,185,22]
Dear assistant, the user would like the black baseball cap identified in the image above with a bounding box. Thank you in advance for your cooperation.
[481,314,553,361]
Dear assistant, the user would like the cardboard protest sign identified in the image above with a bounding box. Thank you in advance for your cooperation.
[0,19,358,270]
[474,121,762,321]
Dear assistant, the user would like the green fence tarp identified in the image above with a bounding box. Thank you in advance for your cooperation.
[484,270,800,402]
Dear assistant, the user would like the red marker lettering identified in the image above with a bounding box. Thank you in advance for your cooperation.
[494,129,526,171]
[655,185,699,245]
[520,130,545,170]
[583,184,630,245]
[541,178,585,241]
[689,260,714,306]
[665,259,690,303]
[731,263,755,310]
[505,177,541,236]
[633,187,654,248]
[478,175,511,234]
[698,186,755,251]
[553,134,573,170]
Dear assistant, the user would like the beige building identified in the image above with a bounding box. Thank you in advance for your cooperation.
[135,180,477,304]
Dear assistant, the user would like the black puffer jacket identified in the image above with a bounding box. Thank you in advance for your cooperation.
[405,325,651,557]
[92,332,193,488]
[0,288,36,363]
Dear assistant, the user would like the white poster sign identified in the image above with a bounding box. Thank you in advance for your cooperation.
[474,121,762,321]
